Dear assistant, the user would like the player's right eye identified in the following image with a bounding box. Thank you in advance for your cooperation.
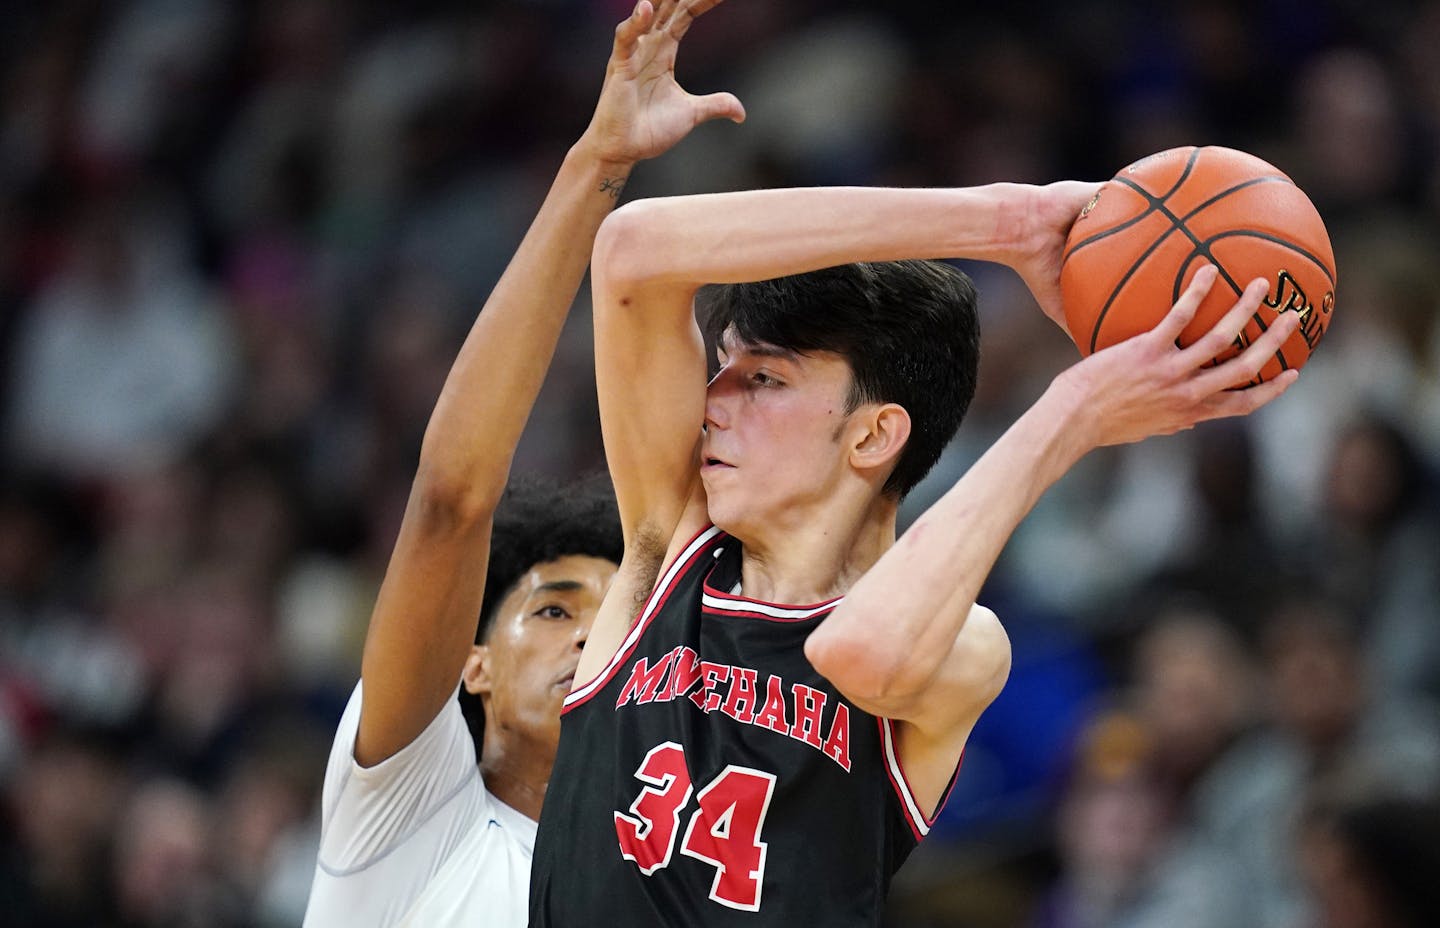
[533,605,571,620]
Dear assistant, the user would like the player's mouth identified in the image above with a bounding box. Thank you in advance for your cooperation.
[701,456,735,471]
[555,669,576,689]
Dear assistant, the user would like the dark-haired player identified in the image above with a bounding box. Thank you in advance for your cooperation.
[528,184,1302,925]
[302,2,743,924]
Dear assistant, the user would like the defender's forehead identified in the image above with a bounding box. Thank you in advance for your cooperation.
[511,555,618,603]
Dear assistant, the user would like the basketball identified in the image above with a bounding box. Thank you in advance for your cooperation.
[1059,146,1336,384]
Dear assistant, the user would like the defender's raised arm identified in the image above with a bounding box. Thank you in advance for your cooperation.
[355,0,743,768]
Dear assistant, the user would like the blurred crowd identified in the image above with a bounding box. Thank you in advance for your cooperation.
[1,1,1438,926]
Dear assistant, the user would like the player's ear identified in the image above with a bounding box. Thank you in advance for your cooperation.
[848,402,910,479]
[462,644,493,696]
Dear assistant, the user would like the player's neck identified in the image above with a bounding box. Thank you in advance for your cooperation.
[735,494,897,605]
[479,726,553,822]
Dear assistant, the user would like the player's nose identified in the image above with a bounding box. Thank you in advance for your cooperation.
[703,371,735,431]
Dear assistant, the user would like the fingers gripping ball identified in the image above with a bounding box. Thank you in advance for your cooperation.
[1060,146,1336,384]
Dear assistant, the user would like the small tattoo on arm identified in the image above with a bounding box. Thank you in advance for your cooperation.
[599,176,627,199]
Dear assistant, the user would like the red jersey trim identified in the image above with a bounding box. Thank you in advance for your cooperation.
[562,525,722,714]
[877,718,964,840]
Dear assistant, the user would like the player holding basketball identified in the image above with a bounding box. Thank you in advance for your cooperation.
[301,2,743,925]
[528,183,1302,924]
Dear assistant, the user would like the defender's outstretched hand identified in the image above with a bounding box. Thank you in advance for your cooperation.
[1061,264,1301,448]
[582,0,746,169]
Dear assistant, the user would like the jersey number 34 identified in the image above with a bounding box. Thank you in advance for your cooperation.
[614,741,776,912]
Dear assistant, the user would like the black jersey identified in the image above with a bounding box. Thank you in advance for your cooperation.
[530,526,959,926]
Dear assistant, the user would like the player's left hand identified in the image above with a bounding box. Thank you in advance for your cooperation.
[580,0,746,167]
[1060,264,1301,448]
[1005,180,1104,330]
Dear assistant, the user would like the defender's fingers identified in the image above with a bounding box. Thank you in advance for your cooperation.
[1193,309,1301,394]
[666,0,721,40]
[682,0,725,20]
[1201,368,1298,421]
[1177,276,1270,369]
[650,0,680,33]
[614,0,656,55]
[1154,264,1219,344]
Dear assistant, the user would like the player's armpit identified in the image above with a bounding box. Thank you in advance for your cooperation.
[574,493,710,689]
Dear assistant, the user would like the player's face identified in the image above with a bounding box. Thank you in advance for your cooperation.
[473,555,616,750]
[702,332,858,535]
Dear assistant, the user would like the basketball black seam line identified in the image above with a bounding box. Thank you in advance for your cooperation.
[1183,223,1341,370]
[1149,202,1292,374]
[1181,175,1292,223]
[1176,172,1311,375]
[1082,149,1204,351]
[1075,173,1291,265]
[1064,147,1203,262]
[1122,183,1246,302]
[1170,249,1288,374]
[1086,225,1181,354]
[1201,229,1337,289]
[1108,176,1297,373]
[1088,174,1236,355]
[1194,225,1341,373]
[1089,157,1320,374]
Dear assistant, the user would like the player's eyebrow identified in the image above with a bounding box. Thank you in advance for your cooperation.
[532,580,585,595]
[741,343,800,361]
[720,336,799,362]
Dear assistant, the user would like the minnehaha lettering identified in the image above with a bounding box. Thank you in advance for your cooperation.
[616,646,851,772]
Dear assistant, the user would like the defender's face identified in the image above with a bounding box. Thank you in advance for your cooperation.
[702,333,857,537]
[476,555,616,752]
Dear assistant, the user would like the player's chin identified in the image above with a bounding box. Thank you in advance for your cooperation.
[700,489,744,535]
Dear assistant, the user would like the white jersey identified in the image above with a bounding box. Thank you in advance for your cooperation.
[303,681,534,928]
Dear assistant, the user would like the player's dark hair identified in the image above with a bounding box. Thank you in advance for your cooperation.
[459,473,623,752]
[700,260,980,498]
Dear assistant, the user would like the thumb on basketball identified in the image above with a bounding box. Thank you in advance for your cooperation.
[693,91,746,126]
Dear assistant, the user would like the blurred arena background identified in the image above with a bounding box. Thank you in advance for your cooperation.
[1,1,1438,926]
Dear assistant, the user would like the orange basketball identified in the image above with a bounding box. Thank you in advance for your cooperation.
[1060,146,1337,384]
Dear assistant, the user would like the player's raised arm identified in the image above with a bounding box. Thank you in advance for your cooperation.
[591,183,1066,526]
[805,264,1302,805]
[354,0,744,767]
